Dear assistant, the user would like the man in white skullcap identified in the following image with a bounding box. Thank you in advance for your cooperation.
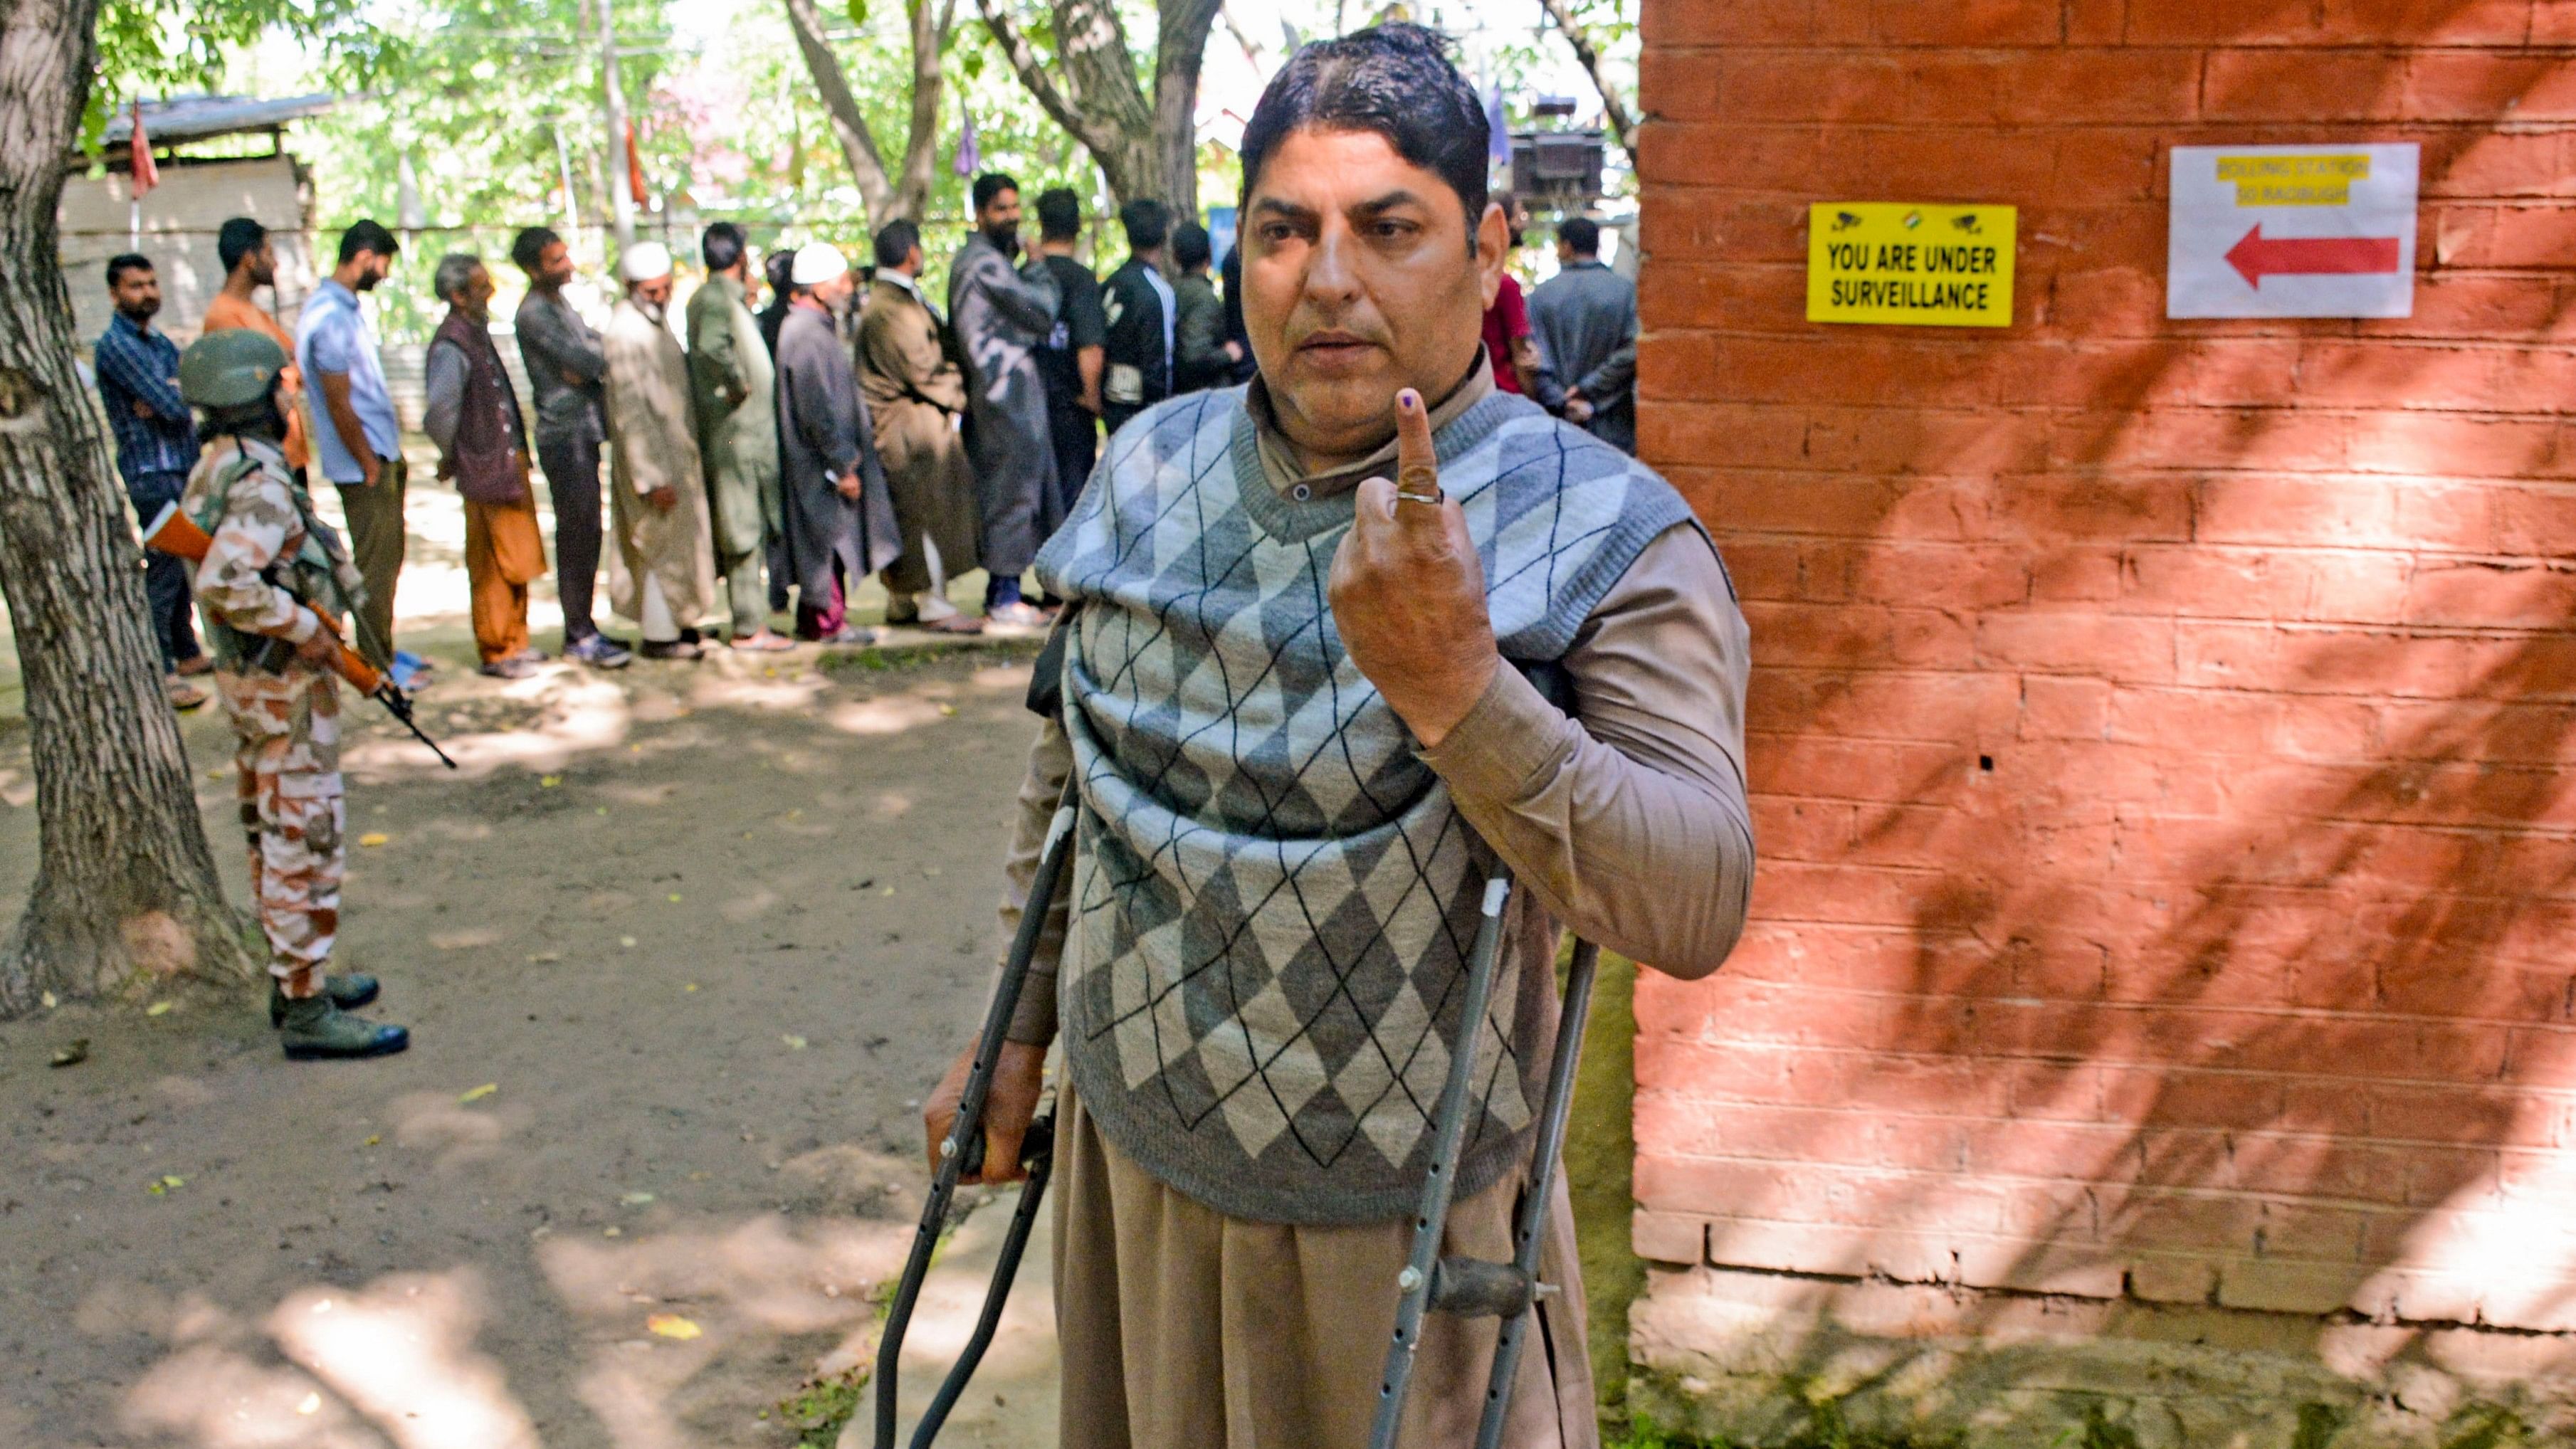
[600,239,719,659]
[772,241,899,643]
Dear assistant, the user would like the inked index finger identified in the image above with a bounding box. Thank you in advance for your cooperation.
[1393,388,1439,505]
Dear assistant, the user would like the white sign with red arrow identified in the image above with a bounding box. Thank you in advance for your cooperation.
[2167,142,2417,319]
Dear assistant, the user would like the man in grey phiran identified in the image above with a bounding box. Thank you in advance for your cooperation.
[922,23,1756,1449]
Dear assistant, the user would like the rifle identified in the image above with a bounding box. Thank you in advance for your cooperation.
[140,501,458,770]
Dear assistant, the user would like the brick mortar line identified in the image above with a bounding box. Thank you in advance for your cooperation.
[1641,1152,2538,1213]
[1634,1039,2576,1098]
[1655,1258,2576,1339]
[1654,983,2576,1033]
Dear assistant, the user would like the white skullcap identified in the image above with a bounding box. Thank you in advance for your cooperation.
[791,242,850,286]
[619,241,673,283]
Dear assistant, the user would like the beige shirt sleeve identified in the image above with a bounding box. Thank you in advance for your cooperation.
[1419,520,1755,980]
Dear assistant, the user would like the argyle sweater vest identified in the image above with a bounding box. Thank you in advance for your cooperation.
[1032,385,1693,1224]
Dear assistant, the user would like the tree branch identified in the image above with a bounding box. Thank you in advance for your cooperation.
[973,0,1095,150]
[1535,0,1634,154]
[782,0,895,222]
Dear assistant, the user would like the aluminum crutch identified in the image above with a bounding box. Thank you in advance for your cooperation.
[1367,867,1604,1449]
[873,788,1077,1449]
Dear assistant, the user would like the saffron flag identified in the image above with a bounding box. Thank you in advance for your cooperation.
[129,102,159,199]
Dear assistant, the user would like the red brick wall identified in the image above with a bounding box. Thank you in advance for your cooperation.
[1631,2,2576,1339]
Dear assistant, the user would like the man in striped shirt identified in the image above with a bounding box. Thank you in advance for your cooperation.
[93,253,211,708]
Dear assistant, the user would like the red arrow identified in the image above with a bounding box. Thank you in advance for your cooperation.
[2226,225,2402,287]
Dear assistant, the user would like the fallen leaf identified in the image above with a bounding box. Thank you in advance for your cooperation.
[540,774,562,788]
[781,1035,808,1050]
[646,1313,701,1341]
[363,1135,381,1147]
[458,1083,499,1105]
[49,1039,89,1068]
[938,703,957,717]
[666,892,682,903]
[620,1191,656,1206]
[144,1001,174,1017]
[619,936,638,949]
[527,951,562,964]
[595,806,609,816]
[147,1174,186,1196]
[296,1393,321,1416]
[683,983,698,993]
[602,1226,622,1238]
[359,833,390,848]
[41,991,58,1010]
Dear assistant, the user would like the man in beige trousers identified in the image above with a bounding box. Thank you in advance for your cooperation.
[925,23,1757,1449]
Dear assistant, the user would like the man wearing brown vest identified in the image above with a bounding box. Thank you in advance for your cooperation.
[424,253,547,679]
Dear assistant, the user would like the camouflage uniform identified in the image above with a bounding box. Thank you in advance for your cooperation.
[182,434,363,999]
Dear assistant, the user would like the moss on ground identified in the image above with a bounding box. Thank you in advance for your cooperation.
[1567,948,1646,1416]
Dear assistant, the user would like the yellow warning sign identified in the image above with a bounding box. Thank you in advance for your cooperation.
[1807,203,2017,328]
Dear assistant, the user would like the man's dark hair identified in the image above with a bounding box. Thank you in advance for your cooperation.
[765,248,797,296]
[105,253,153,287]
[510,226,561,274]
[338,218,400,265]
[1239,23,1489,243]
[218,217,268,275]
[1558,215,1602,257]
[1036,186,1083,241]
[972,172,1020,214]
[702,221,747,273]
[1172,221,1211,272]
[1120,198,1170,253]
[873,218,922,270]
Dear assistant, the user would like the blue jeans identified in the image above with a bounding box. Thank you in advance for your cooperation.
[127,470,201,671]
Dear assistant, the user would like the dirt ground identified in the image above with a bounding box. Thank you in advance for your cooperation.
[0,612,1057,1448]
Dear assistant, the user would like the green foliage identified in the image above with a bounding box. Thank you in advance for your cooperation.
[2439,1406,2533,1449]
[1604,1400,1967,1449]
[92,0,389,145]
[776,1369,868,1449]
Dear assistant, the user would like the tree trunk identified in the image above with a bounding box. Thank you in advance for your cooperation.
[978,0,1218,214]
[782,0,952,226]
[0,0,260,1017]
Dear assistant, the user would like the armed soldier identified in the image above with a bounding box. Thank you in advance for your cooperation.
[177,330,411,1060]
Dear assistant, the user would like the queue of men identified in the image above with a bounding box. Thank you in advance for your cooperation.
[98,194,1635,708]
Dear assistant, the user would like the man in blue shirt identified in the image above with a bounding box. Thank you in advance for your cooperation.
[93,253,210,708]
[296,219,431,686]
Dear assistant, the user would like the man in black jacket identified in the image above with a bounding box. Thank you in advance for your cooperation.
[1098,197,1174,436]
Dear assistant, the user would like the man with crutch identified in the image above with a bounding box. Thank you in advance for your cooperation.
[921,24,1755,1448]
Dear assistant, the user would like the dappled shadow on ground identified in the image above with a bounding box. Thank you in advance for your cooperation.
[0,644,1050,1447]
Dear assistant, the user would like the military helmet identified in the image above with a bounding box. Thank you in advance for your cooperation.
[178,330,288,410]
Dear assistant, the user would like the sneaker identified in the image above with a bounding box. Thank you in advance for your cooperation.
[388,657,431,691]
[394,649,437,676]
[638,638,703,661]
[270,974,381,1026]
[564,635,633,669]
[478,657,539,680]
[277,994,409,1060]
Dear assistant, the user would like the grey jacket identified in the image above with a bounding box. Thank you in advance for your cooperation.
[947,232,1061,576]
[513,288,609,446]
[1528,259,1639,455]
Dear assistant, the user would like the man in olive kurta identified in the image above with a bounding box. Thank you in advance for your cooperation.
[858,219,982,634]
[685,222,789,650]
[601,241,719,659]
